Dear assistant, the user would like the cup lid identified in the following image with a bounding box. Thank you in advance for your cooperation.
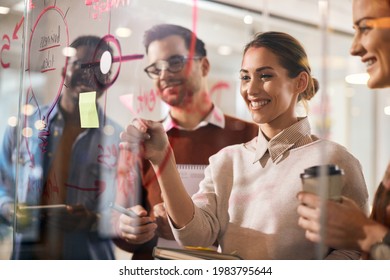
[300,164,343,179]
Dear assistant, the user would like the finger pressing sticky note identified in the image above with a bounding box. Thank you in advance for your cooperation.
[79,91,99,128]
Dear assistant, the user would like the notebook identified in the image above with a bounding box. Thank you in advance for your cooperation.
[153,246,242,260]
[157,164,207,249]
[176,164,208,197]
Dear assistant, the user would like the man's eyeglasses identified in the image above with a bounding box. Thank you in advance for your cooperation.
[144,55,202,79]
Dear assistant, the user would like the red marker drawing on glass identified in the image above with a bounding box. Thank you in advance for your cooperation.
[79,34,143,89]
[81,53,144,71]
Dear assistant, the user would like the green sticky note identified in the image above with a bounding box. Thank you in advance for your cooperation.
[79,91,99,128]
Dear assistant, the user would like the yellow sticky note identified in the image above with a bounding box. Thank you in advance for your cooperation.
[79,91,99,128]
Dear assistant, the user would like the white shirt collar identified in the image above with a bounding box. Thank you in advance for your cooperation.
[162,105,225,131]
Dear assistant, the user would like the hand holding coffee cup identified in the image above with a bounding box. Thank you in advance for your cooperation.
[300,164,344,201]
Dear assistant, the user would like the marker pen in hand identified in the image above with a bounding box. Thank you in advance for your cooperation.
[109,203,139,218]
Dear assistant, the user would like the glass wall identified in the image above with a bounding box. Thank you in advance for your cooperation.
[0,0,388,259]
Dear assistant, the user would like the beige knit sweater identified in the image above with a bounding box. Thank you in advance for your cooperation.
[172,117,369,260]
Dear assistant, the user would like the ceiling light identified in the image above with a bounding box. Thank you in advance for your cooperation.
[62,47,76,57]
[22,127,33,138]
[103,125,115,136]
[218,45,232,56]
[34,120,46,130]
[12,1,24,13]
[244,15,253,24]
[345,73,369,85]
[115,27,132,38]
[7,116,17,127]
[22,104,35,116]
[384,106,390,116]
[0,6,10,14]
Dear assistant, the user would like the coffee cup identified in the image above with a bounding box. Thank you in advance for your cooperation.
[300,164,344,201]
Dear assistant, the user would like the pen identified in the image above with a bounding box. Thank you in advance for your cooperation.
[109,202,139,218]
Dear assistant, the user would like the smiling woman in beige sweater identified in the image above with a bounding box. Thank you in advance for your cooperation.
[119,31,369,259]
